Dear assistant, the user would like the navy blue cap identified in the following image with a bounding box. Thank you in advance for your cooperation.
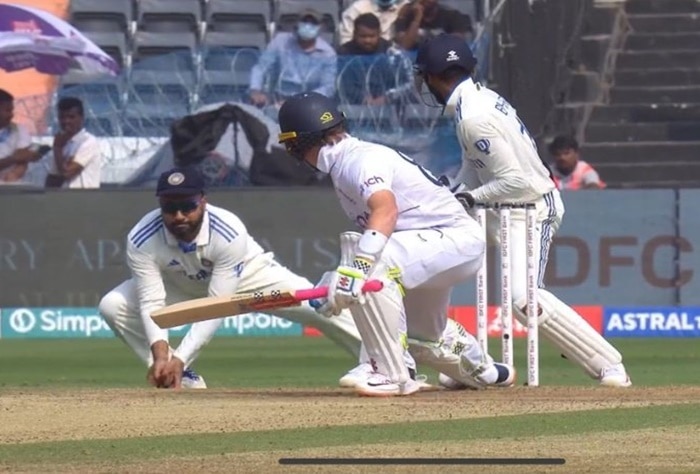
[415,33,477,76]
[156,167,205,196]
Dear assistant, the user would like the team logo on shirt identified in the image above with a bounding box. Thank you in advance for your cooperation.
[201,258,213,268]
[319,112,334,124]
[474,139,491,155]
[446,50,460,62]
[167,172,185,185]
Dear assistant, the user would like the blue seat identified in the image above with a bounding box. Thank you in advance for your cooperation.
[70,0,133,33]
[132,31,197,71]
[128,70,193,117]
[137,0,202,33]
[205,0,271,35]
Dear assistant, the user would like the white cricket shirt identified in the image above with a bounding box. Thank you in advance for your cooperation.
[445,78,555,204]
[316,135,474,231]
[0,122,31,181]
[125,203,265,365]
[47,128,102,188]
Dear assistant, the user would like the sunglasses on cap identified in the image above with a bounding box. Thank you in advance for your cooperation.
[160,199,201,215]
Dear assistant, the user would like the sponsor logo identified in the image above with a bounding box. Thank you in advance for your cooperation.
[446,50,460,62]
[448,305,603,336]
[604,307,700,337]
[1,308,113,338]
[359,176,385,196]
[171,313,302,337]
[0,309,302,339]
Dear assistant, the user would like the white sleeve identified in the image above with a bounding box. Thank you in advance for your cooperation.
[173,228,249,366]
[459,118,529,203]
[15,124,31,149]
[454,150,481,192]
[338,4,359,45]
[70,136,100,168]
[126,241,169,346]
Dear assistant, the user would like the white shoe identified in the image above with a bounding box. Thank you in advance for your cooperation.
[339,362,374,388]
[355,373,422,397]
[181,368,207,389]
[600,363,632,387]
[438,373,482,390]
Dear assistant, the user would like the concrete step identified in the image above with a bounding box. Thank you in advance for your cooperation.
[586,121,700,141]
[610,85,700,104]
[627,13,700,33]
[581,141,700,162]
[590,103,700,122]
[625,32,700,50]
[617,50,700,69]
[593,161,700,188]
[625,0,700,14]
[615,68,700,87]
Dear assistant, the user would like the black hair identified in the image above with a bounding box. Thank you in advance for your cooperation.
[57,96,84,116]
[0,88,13,104]
[548,135,579,155]
[354,13,381,31]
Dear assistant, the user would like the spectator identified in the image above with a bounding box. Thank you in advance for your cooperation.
[338,0,409,45]
[45,97,101,189]
[337,13,412,105]
[249,8,337,107]
[548,135,606,190]
[0,89,45,184]
[338,13,392,55]
[394,0,472,51]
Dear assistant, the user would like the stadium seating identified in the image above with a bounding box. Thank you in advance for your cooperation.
[82,31,129,68]
[70,0,133,33]
[440,0,480,22]
[132,31,198,70]
[275,0,339,45]
[137,0,202,34]
[200,45,260,105]
[206,0,271,37]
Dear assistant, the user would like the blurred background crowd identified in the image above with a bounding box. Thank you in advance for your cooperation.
[1,0,697,190]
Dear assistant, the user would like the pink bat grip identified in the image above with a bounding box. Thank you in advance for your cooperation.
[293,279,384,301]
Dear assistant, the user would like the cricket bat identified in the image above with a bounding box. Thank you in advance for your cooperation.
[151,280,384,329]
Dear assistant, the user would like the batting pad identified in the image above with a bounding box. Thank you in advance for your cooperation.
[408,319,492,388]
[350,270,410,384]
[515,289,622,379]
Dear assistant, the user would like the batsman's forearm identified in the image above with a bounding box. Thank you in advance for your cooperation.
[173,319,224,367]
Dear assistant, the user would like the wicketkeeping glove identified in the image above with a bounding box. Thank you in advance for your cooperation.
[455,191,476,210]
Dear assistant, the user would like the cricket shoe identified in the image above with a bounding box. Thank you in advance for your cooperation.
[181,368,207,389]
[355,373,422,397]
[340,363,430,389]
[599,363,632,387]
[439,363,516,389]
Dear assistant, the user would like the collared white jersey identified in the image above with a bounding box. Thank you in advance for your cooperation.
[446,79,555,204]
[125,204,265,343]
[316,135,474,232]
[47,128,102,189]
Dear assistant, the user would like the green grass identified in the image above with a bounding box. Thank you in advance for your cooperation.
[0,403,698,464]
[0,337,698,388]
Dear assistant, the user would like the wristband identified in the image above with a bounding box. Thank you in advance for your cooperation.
[357,229,389,261]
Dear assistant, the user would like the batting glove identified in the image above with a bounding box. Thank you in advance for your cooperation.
[310,271,338,318]
[328,259,371,312]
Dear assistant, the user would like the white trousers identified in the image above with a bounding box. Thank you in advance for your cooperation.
[382,224,486,342]
[480,191,565,301]
[99,254,362,367]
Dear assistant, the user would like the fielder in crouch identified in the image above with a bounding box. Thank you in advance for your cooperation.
[277,92,515,396]
[414,34,631,387]
[99,167,362,389]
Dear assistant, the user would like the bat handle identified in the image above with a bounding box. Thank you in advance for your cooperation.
[294,279,384,301]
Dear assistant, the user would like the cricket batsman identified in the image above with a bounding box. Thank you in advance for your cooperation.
[414,34,631,387]
[277,91,515,396]
[99,166,362,389]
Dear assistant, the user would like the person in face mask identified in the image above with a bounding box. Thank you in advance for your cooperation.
[249,9,337,108]
[338,0,410,45]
